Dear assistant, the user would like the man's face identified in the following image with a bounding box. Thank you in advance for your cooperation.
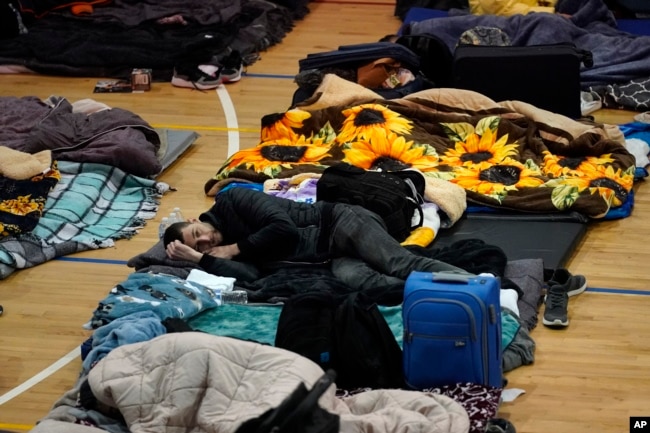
[180,222,223,253]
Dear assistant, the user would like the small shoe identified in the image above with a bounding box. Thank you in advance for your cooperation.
[486,418,517,433]
[171,63,223,90]
[543,285,569,328]
[219,50,244,83]
[549,268,587,297]
[221,64,243,83]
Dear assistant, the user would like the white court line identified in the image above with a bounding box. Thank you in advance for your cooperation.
[216,85,240,156]
[0,346,80,406]
[1,86,240,407]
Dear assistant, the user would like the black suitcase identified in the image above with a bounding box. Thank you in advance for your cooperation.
[452,43,593,119]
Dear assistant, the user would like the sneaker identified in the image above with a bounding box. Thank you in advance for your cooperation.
[219,50,244,83]
[549,268,587,297]
[486,418,517,433]
[171,63,222,90]
[543,285,569,327]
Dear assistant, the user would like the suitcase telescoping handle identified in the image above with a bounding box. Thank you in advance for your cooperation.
[431,271,475,283]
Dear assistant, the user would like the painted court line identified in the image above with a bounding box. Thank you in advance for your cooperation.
[585,287,650,295]
[216,84,240,157]
[58,256,127,265]
[0,346,80,406]
[150,123,259,134]
[0,423,32,431]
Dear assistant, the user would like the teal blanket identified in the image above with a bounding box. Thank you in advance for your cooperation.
[0,161,165,278]
[188,304,404,347]
[33,161,162,247]
[189,303,514,350]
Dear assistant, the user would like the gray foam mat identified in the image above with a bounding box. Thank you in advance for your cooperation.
[434,214,588,270]
[156,128,200,174]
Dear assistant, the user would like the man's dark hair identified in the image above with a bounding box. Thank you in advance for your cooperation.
[163,221,191,248]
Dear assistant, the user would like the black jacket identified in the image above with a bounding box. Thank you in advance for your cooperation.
[199,187,334,265]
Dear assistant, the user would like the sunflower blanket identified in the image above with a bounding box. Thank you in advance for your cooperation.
[205,81,636,219]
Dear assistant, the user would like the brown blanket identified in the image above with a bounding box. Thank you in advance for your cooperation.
[0,96,162,178]
[205,78,635,219]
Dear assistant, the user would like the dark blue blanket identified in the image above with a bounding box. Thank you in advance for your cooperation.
[407,0,650,87]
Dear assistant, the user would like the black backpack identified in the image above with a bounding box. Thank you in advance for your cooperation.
[316,163,425,242]
[275,291,404,390]
[274,291,339,372]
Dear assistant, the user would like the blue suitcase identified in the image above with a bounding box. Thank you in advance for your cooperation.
[402,271,503,389]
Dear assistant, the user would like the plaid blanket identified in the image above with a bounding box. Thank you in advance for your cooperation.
[0,161,168,279]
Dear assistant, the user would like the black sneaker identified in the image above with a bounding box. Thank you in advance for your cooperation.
[171,63,223,90]
[219,50,244,83]
[543,285,569,327]
[486,418,517,433]
[549,268,587,297]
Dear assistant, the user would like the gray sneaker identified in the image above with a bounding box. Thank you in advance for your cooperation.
[543,285,569,327]
[219,50,244,83]
[549,268,587,297]
[171,64,223,90]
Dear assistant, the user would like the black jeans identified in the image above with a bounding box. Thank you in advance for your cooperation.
[328,204,468,289]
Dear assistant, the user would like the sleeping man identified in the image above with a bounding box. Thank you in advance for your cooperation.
[163,187,470,291]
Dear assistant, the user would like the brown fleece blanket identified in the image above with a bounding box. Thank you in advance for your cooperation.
[205,78,634,219]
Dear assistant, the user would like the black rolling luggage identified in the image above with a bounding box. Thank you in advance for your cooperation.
[452,43,593,119]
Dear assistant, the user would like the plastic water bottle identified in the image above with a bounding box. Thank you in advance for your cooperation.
[158,217,169,239]
[216,290,248,305]
[172,207,184,222]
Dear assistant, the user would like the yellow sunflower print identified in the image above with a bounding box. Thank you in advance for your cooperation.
[440,119,519,168]
[219,135,333,178]
[542,151,616,178]
[337,104,413,143]
[451,164,546,200]
[549,163,634,208]
[342,132,439,171]
[0,195,42,216]
[260,109,312,142]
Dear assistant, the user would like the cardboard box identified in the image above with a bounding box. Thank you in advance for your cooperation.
[131,68,152,92]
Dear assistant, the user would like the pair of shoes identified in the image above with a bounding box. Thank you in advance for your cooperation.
[171,63,223,90]
[543,285,569,327]
[549,268,587,297]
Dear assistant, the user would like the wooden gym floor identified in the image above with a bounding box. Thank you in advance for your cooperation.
[0,1,649,432]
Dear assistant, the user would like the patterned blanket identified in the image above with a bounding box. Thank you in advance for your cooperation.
[204,82,636,220]
[0,161,167,279]
[86,272,222,329]
[0,159,60,238]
